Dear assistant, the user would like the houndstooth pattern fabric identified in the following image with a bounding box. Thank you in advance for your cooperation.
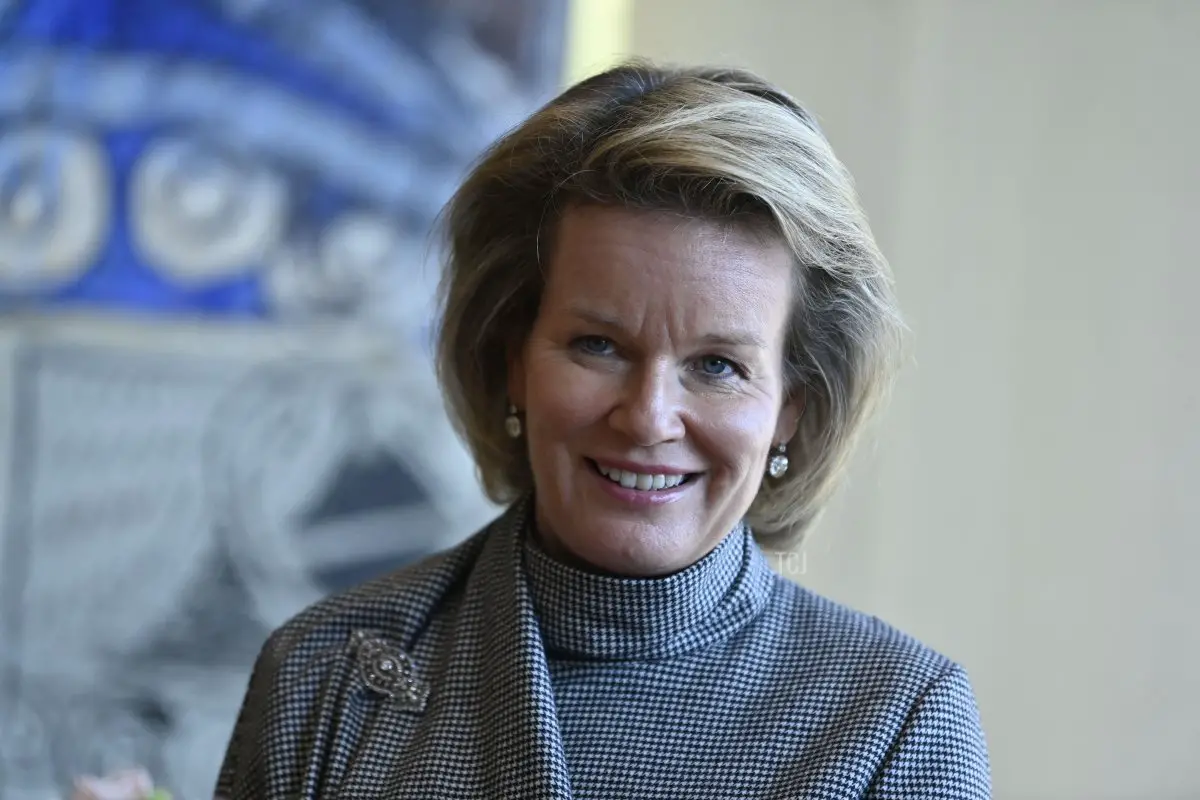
[215,499,990,798]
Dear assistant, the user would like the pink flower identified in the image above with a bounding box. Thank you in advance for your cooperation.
[69,768,156,800]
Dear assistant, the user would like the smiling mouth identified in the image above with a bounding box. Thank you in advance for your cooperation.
[586,459,698,491]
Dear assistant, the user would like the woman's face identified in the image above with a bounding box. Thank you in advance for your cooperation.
[509,205,800,577]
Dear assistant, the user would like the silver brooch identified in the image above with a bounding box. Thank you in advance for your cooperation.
[349,629,429,711]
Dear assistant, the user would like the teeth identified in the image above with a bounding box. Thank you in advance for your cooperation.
[596,464,686,491]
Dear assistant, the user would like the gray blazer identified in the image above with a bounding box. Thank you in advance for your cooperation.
[216,500,991,798]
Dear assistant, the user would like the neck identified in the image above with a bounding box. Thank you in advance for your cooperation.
[531,521,629,577]
[518,502,776,662]
[531,510,721,579]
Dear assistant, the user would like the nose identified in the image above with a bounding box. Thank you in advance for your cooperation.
[608,360,686,446]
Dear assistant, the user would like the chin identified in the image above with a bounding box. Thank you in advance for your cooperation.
[566,521,700,578]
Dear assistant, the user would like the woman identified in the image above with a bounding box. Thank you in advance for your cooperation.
[216,62,990,799]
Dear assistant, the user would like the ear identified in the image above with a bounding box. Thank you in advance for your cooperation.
[773,387,805,445]
[506,339,527,409]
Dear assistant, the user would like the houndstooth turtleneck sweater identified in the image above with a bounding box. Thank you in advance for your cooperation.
[216,499,990,799]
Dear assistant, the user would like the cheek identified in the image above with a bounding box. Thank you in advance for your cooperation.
[525,350,614,439]
[692,398,779,474]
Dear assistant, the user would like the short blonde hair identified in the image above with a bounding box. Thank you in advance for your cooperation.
[436,61,902,547]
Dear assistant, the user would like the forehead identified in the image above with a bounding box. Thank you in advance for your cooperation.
[543,205,794,327]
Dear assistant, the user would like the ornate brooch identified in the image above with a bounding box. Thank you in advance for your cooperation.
[348,629,429,712]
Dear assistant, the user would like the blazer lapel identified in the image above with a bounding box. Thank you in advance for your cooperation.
[474,510,574,797]
[335,501,573,798]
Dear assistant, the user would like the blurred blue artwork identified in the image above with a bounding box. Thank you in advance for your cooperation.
[0,1,565,798]
[0,0,563,328]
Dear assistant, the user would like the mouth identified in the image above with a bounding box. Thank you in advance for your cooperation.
[586,458,699,492]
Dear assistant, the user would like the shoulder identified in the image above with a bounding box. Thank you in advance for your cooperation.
[215,517,501,798]
[757,578,990,796]
[257,521,491,676]
[744,578,988,796]
[764,577,961,691]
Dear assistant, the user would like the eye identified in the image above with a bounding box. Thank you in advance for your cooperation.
[694,355,738,379]
[573,335,615,356]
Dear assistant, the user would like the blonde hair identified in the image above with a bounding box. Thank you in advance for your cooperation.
[436,61,903,547]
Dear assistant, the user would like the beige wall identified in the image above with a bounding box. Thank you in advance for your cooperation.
[631,2,1200,798]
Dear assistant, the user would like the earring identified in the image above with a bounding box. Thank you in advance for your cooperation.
[767,442,789,479]
[505,404,522,439]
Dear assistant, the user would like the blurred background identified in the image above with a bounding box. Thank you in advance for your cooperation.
[0,1,562,796]
[0,1,1196,798]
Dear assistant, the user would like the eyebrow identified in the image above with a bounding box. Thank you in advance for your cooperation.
[567,306,769,350]
[698,331,769,349]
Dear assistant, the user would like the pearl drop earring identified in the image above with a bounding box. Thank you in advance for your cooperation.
[505,404,522,438]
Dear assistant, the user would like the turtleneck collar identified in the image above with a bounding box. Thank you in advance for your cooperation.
[520,513,776,662]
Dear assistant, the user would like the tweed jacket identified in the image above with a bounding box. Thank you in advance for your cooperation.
[215,500,990,799]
